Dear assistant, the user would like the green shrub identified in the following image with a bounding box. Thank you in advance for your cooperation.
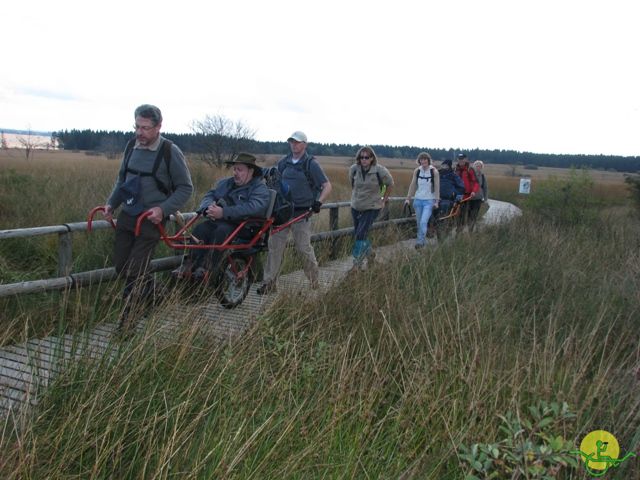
[459,401,579,479]
[525,168,596,225]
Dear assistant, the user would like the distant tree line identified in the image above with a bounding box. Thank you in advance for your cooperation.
[53,129,640,172]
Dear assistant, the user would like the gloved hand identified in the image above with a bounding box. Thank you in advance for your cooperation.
[312,200,322,213]
[455,195,463,202]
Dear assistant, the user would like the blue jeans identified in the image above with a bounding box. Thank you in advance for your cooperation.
[413,199,436,245]
[351,208,380,241]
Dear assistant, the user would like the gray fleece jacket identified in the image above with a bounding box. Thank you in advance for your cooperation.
[107,135,193,216]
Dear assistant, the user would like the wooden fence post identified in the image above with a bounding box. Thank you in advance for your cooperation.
[58,231,73,277]
[329,206,339,259]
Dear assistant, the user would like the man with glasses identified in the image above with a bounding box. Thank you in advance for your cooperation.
[257,131,332,295]
[104,104,193,335]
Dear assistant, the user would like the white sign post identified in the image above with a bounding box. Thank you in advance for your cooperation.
[519,178,531,194]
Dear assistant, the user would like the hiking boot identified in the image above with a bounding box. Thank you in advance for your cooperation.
[192,267,209,282]
[310,279,320,290]
[257,281,277,295]
[115,306,135,340]
[171,262,193,279]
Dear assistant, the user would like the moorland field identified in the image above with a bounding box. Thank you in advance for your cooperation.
[0,148,638,478]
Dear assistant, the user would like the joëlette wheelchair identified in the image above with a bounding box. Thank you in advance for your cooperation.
[88,191,311,308]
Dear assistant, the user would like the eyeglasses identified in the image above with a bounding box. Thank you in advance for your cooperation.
[359,155,371,160]
[133,124,156,132]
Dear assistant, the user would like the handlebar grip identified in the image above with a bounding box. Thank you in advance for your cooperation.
[87,206,116,232]
[134,210,154,237]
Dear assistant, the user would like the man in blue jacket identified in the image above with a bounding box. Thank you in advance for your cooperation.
[172,153,270,280]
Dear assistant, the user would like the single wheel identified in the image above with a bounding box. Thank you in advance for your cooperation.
[215,253,254,308]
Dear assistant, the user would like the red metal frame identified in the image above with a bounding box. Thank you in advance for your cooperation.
[437,196,471,221]
[88,206,313,254]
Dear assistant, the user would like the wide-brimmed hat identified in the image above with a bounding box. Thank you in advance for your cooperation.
[224,152,262,175]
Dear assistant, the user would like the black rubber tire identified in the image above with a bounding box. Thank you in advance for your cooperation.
[216,254,253,309]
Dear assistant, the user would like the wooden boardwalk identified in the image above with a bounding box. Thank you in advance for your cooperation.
[0,200,519,418]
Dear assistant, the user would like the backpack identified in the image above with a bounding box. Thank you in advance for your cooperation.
[416,166,435,194]
[122,138,174,196]
[350,166,383,189]
[263,166,295,225]
[277,155,320,197]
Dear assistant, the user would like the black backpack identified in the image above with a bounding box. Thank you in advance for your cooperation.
[277,155,321,197]
[122,138,174,196]
[263,166,295,225]
[416,166,435,194]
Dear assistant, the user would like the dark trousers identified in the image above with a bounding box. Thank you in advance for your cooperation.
[351,208,380,241]
[456,199,483,231]
[113,211,164,314]
[114,211,162,278]
[467,199,483,231]
[189,220,237,272]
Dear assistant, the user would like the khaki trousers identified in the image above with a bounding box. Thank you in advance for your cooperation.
[263,217,318,284]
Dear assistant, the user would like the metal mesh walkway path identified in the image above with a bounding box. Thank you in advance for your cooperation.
[0,199,520,418]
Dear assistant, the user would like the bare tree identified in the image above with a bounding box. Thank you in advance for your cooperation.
[190,114,256,166]
[17,128,46,160]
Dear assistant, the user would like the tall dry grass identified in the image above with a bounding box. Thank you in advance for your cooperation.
[1,208,638,478]
[1,151,639,477]
[0,150,629,344]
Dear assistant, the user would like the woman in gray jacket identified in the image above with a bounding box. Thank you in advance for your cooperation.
[348,146,394,270]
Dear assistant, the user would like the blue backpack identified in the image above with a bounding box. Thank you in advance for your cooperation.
[263,166,295,225]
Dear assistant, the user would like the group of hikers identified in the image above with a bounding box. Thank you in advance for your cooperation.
[350,148,488,264]
[103,104,488,334]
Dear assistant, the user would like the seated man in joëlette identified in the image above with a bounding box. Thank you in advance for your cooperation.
[172,153,271,281]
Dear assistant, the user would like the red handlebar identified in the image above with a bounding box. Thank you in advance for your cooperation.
[87,206,116,232]
[89,206,314,252]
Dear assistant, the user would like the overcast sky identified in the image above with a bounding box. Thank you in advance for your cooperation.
[2,0,639,156]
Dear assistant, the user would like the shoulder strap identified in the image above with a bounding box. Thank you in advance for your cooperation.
[278,155,319,192]
[151,139,172,176]
[303,155,318,191]
[416,167,435,193]
[122,138,136,179]
[430,166,435,193]
[149,139,172,195]
[125,139,173,195]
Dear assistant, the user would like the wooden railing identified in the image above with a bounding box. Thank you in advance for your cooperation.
[0,198,413,298]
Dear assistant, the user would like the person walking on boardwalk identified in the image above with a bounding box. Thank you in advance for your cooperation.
[473,160,489,224]
[104,104,193,334]
[257,131,332,295]
[404,152,440,249]
[348,146,394,270]
[438,158,465,216]
[454,153,480,232]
